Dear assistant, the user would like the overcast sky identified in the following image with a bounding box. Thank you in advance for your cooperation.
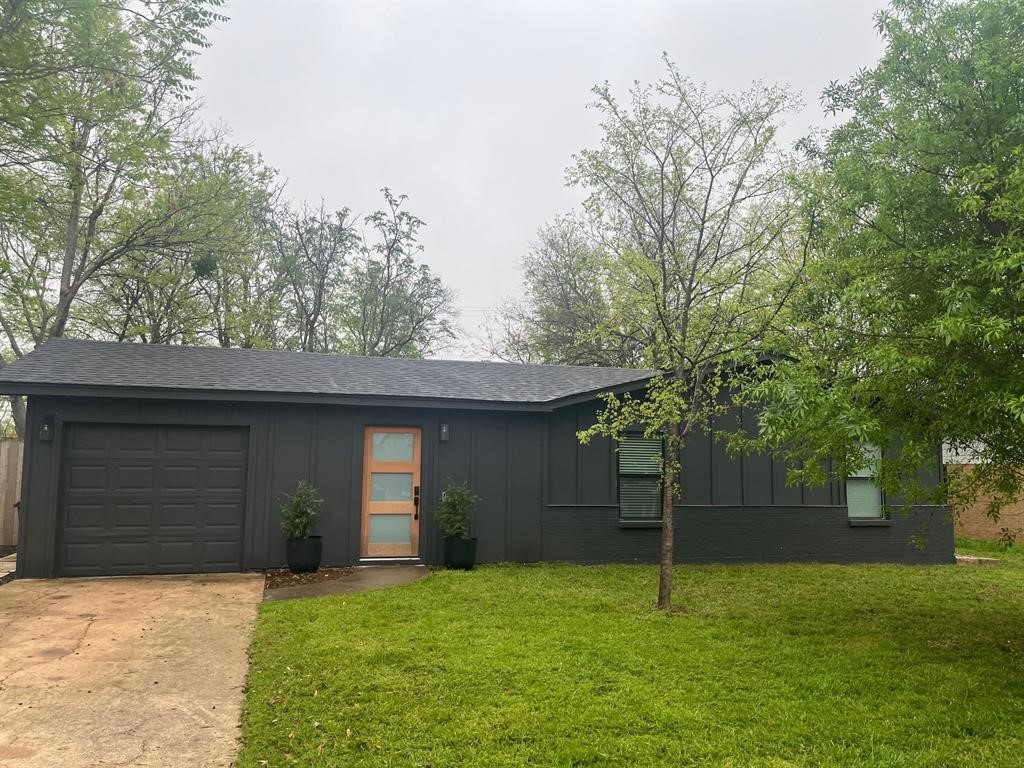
[194,0,887,359]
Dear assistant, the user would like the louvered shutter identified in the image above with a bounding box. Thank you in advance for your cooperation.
[618,435,662,519]
[618,436,661,474]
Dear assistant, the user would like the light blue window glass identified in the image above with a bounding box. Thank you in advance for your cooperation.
[370,473,413,501]
[847,478,883,517]
[368,514,411,544]
[847,444,883,517]
[372,432,415,461]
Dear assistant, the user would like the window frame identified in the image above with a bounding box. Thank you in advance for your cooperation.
[616,433,664,522]
[846,444,886,519]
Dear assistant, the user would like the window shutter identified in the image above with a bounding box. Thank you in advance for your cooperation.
[619,477,662,519]
[618,435,662,519]
[618,436,662,475]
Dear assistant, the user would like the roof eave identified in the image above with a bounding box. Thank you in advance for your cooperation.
[540,374,655,410]
[0,382,581,412]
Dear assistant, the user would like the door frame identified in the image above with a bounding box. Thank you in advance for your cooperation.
[359,425,423,559]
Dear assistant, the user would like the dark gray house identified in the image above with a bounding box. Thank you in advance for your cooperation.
[0,340,952,578]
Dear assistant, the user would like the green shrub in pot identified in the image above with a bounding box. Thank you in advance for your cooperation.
[438,481,480,570]
[280,480,324,572]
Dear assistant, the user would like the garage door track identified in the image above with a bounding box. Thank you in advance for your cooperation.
[0,574,264,767]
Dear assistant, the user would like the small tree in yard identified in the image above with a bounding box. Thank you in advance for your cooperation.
[574,58,808,610]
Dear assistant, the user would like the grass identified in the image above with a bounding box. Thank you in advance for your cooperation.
[240,547,1024,767]
[956,535,1024,563]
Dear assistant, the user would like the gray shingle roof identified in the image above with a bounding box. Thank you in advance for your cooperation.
[0,339,655,406]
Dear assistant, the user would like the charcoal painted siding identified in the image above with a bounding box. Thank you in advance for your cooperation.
[542,401,952,565]
[17,396,548,577]
[16,393,952,577]
[542,506,952,564]
[545,400,846,510]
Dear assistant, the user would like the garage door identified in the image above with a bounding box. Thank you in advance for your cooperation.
[58,423,249,576]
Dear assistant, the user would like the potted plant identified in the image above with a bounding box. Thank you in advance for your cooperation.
[280,480,324,573]
[438,481,480,570]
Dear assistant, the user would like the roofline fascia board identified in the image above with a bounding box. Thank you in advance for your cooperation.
[0,383,580,412]
[541,357,792,408]
[0,374,660,412]
[541,377,654,409]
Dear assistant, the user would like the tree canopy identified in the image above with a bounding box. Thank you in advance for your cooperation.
[0,1,457,435]
[486,215,643,367]
[494,0,1024,600]
[735,0,1024,523]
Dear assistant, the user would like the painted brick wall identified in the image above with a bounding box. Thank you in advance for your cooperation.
[542,505,954,564]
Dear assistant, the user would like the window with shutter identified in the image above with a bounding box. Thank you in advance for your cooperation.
[847,444,884,518]
[618,435,662,520]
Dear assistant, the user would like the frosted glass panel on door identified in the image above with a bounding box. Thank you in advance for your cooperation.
[368,514,411,544]
[371,432,415,461]
[370,473,413,501]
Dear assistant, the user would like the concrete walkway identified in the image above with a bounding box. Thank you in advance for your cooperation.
[263,564,428,601]
[0,574,264,767]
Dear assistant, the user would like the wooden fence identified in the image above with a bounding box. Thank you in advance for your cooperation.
[0,439,22,547]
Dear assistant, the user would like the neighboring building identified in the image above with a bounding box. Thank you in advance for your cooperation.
[947,465,1024,543]
[0,340,953,578]
[942,443,1022,542]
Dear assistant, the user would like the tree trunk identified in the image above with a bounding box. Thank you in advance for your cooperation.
[657,420,681,610]
[9,395,26,438]
[51,124,90,339]
[0,354,26,437]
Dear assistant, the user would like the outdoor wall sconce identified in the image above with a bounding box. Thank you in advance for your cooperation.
[39,416,54,442]
[439,422,450,442]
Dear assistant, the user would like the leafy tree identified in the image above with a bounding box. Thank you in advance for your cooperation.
[0,1,221,226]
[487,216,645,366]
[266,189,455,358]
[274,203,358,353]
[0,0,225,433]
[571,59,806,609]
[0,2,458,441]
[192,142,285,349]
[735,0,1024,525]
[85,255,208,345]
[81,139,283,347]
[335,189,457,358]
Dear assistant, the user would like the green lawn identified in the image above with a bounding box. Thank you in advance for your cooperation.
[240,545,1024,767]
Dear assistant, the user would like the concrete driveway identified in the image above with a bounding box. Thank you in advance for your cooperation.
[0,574,264,767]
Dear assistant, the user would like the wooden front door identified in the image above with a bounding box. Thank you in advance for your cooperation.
[361,427,421,558]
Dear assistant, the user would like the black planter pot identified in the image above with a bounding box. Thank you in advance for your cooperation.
[286,536,322,573]
[443,536,477,570]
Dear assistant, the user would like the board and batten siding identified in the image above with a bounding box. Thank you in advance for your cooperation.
[542,401,953,564]
[14,392,952,577]
[545,401,844,509]
[16,396,549,576]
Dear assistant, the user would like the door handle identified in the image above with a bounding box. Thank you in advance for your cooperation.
[413,485,420,520]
